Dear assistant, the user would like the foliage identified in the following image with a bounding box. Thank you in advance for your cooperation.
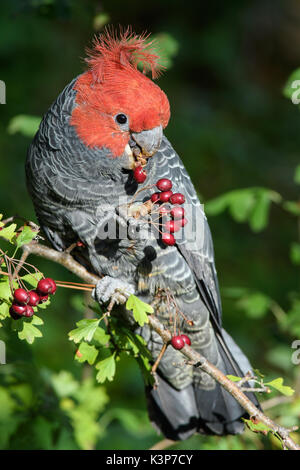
[1,0,300,451]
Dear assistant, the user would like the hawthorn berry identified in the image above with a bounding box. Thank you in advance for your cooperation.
[27,290,40,307]
[133,166,147,183]
[156,178,172,192]
[178,218,188,227]
[159,206,169,216]
[169,193,185,205]
[10,303,26,316]
[161,232,176,246]
[164,220,181,233]
[159,191,173,203]
[170,206,185,220]
[171,336,185,350]
[39,294,49,304]
[24,305,34,317]
[9,306,23,320]
[13,288,29,305]
[37,277,56,295]
[45,278,57,294]
[181,334,191,346]
[151,192,160,203]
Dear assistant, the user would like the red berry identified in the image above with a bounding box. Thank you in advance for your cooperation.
[13,288,29,305]
[39,294,49,304]
[45,278,56,294]
[151,192,160,203]
[159,191,173,203]
[24,305,34,317]
[27,290,40,307]
[156,178,172,192]
[10,303,26,316]
[178,218,188,227]
[169,193,185,205]
[159,206,169,216]
[161,232,176,246]
[180,334,191,346]
[164,220,181,233]
[171,336,185,350]
[170,206,185,220]
[37,278,52,295]
[133,166,147,183]
[9,306,23,320]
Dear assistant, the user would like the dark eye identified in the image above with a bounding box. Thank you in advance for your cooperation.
[116,113,127,125]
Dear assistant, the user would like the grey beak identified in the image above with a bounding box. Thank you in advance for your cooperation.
[130,125,163,157]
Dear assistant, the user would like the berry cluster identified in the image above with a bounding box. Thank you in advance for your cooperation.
[151,179,187,246]
[171,334,191,350]
[9,278,56,320]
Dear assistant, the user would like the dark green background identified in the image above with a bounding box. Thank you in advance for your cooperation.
[0,0,300,450]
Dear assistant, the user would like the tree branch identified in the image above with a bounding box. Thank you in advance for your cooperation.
[22,241,300,450]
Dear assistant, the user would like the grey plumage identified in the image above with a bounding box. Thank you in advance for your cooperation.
[26,76,258,441]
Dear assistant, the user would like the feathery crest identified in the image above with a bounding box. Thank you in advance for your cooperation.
[85,26,165,82]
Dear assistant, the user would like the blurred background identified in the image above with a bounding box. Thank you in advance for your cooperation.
[1,0,300,450]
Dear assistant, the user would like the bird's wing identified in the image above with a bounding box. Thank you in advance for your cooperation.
[157,137,245,374]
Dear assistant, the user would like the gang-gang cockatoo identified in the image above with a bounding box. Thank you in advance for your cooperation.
[26,28,258,440]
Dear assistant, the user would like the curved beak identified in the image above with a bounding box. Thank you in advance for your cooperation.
[120,125,163,170]
[130,125,163,158]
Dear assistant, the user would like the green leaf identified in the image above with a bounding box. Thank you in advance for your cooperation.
[265,378,295,397]
[226,375,242,382]
[205,193,230,216]
[51,371,79,398]
[96,354,116,383]
[249,191,271,232]
[0,279,12,301]
[7,114,41,138]
[68,318,100,344]
[16,226,36,248]
[18,321,43,344]
[126,295,153,326]
[253,368,265,379]
[93,326,110,345]
[75,342,98,365]
[222,287,249,299]
[237,292,271,318]
[282,201,300,216]
[0,223,17,242]
[290,242,300,265]
[294,165,300,185]
[0,302,9,320]
[31,314,44,326]
[151,33,179,69]
[20,271,43,288]
[243,418,272,435]
[228,190,256,223]
[93,12,110,30]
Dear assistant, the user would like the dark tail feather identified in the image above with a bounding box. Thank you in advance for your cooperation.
[146,330,259,440]
[146,375,199,440]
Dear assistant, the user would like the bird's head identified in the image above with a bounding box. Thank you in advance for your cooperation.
[70,28,170,169]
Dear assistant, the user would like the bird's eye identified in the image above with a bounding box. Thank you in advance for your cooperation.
[116,114,128,125]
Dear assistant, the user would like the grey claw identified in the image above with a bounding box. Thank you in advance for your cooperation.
[92,276,135,305]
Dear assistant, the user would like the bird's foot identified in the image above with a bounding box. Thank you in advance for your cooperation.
[92,276,135,306]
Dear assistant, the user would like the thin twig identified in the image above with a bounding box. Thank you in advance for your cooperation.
[20,240,300,450]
